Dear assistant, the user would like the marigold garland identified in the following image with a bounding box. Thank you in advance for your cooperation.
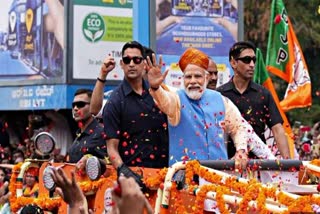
[310,159,320,166]
[237,182,260,214]
[9,159,320,213]
[256,188,269,214]
[193,184,213,213]
[170,182,188,213]
[309,159,320,177]
[215,186,231,214]
[9,163,117,212]
[182,160,320,214]
[290,196,314,213]
[194,184,231,214]
[143,168,168,188]
[79,177,109,193]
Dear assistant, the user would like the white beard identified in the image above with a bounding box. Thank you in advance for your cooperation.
[184,79,207,100]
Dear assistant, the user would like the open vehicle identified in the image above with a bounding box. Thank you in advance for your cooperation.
[8,132,320,213]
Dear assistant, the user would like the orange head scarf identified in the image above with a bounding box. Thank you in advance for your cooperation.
[178,47,209,72]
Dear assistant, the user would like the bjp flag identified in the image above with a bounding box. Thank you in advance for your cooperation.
[266,0,312,112]
[254,48,295,158]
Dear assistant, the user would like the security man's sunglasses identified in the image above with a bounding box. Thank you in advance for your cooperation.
[72,101,90,108]
[236,56,256,64]
[122,56,144,64]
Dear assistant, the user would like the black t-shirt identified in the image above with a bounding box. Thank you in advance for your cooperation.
[68,119,107,163]
[103,79,169,168]
[217,80,283,157]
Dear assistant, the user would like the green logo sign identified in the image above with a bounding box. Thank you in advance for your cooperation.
[82,13,105,42]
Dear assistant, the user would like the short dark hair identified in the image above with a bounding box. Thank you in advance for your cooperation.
[122,41,145,58]
[29,114,47,130]
[12,149,25,159]
[143,46,155,64]
[20,205,44,214]
[229,41,256,61]
[74,88,92,98]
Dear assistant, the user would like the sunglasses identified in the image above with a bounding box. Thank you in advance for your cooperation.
[236,56,256,64]
[122,56,143,65]
[72,101,90,108]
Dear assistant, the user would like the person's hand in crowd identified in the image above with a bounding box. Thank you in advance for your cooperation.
[51,167,153,214]
[51,168,89,214]
[75,155,92,176]
[233,149,248,173]
[112,176,153,214]
[0,192,10,206]
[0,182,10,206]
[117,164,147,192]
[0,181,8,197]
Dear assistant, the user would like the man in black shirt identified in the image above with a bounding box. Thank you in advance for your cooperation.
[217,41,290,159]
[102,41,168,188]
[67,89,107,163]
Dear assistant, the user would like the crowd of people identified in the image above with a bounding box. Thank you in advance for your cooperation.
[295,121,320,161]
[0,40,319,213]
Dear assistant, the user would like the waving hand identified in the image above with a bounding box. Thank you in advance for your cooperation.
[145,54,169,90]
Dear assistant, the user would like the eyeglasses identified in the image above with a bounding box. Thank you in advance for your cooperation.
[122,56,143,65]
[236,56,256,64]
[72,101,90,108]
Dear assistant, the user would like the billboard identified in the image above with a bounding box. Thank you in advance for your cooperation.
[0,84,111,110]
[0,0,65,86]
[70,0,133,83]
[0,84,67,110]
[155,0,239,89]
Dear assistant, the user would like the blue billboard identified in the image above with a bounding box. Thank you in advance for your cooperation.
[0,0,65,85]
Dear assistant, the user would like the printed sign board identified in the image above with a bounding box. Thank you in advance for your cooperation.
[0,0,65,85]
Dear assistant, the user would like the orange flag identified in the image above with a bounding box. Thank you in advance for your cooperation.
[254,48,295,158]
[266,0,312,112]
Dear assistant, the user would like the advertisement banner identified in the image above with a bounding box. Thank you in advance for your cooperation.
[7,10,17,50]
[0,85,67,110]
[0,84,105,110]
[0,0,65,85]
[155,0,239,89]
[72,0,133,81]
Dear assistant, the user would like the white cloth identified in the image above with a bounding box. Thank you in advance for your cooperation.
[199,177,221,213]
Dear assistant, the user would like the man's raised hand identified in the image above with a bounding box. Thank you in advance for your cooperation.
[145,54,169,90]
[101,56,116,76]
